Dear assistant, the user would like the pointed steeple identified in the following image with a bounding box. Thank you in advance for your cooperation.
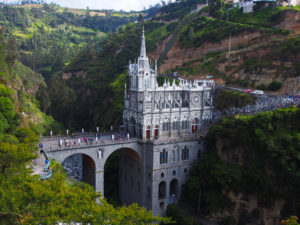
[140,26,147,59]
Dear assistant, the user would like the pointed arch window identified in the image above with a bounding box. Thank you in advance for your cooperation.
[160,149,168,164]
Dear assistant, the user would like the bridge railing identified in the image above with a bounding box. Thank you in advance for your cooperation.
[41,131,124,142]
[45,137,140,151]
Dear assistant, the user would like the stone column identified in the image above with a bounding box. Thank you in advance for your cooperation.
[95,170,104,194]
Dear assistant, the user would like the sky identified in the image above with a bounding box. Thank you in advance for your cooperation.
[4,0,168,11]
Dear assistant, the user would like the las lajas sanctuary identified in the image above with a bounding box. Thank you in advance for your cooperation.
[121,27,215,215]
[46,27,215,217]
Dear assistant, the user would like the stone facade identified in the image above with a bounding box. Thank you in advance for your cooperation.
[120,28,215,216]
[123,28,215,141]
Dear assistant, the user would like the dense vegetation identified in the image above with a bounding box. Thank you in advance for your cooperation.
[0,3,138,79]
[215,89,256,111]
[42,19,179,131]
[178,106,300,224]
[178,14,287,48]
[0,31,170,224]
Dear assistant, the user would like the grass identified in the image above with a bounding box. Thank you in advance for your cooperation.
[229,6,300,28]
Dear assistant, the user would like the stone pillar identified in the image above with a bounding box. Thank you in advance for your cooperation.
[95,170,104,194]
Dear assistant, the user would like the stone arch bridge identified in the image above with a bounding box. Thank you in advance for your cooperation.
[44,137,142,193]
[41,133,204,216]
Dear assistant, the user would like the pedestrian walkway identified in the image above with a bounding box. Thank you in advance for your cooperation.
[32,151,46,175]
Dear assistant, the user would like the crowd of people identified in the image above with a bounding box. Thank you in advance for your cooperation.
[49,132,130,149]
[224,95,299,116]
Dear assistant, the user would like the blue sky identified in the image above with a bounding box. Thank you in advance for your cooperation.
[4,0,168,11]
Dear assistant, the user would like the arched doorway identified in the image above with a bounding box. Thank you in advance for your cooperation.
[170,179,179,198]
[192,118,198,133]
[154,125,159,139]
[104,148,142,206]
[129,117,136,136]
[62,153,96,189]
[146,126,150,139]
[158,181,166,199]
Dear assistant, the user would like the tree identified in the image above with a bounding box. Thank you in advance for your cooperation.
[208,0,225,18]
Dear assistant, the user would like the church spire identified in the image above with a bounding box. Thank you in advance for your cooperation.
[140,26,147,59]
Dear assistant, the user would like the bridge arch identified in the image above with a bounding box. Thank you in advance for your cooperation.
[104,147,143,205]
[62,153,96,189]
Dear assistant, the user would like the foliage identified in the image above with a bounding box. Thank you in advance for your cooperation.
[282,216,300,225]
[165,204,201,225]
[267,81,282,91]
[0,3,137,79]
[45,19,173,130]
[215,89,256,111]
[244,57,273,73]
[228,7,296,28]
[179,16,263,48]
[181,107,300,221]
[208,0,225,18]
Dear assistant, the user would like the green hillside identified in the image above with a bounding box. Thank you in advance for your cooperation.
[174,106,300,224]
[0,3,138,78]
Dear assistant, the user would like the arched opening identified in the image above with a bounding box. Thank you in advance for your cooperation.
[146,126,150,139]
[192,118,198,133]
[158,181,166,199]
[137,123,142,138]
[170,179,179,199]
[123,119,128,132]
[104,148,142,206]
[129,117,136,136]
[154,125,159,139]
[62,153,96,189]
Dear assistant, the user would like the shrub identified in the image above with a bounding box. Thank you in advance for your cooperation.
[267,81,282,91]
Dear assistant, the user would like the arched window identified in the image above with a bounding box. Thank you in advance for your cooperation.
[182,146,189,160]
[129,117,136,136]
[154,125,159,139]
[146,126,150,139]
[170,179,179,198]
[160,149,168,164]
[192,118,198,133]
[161,172,164,178]
[158,181,166,199]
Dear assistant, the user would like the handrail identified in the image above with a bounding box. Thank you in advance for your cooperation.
[40,149,53,180]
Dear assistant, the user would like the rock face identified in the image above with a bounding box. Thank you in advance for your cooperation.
[274,10,300,32]
[159,31,262,72]
[210,192,286,225]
